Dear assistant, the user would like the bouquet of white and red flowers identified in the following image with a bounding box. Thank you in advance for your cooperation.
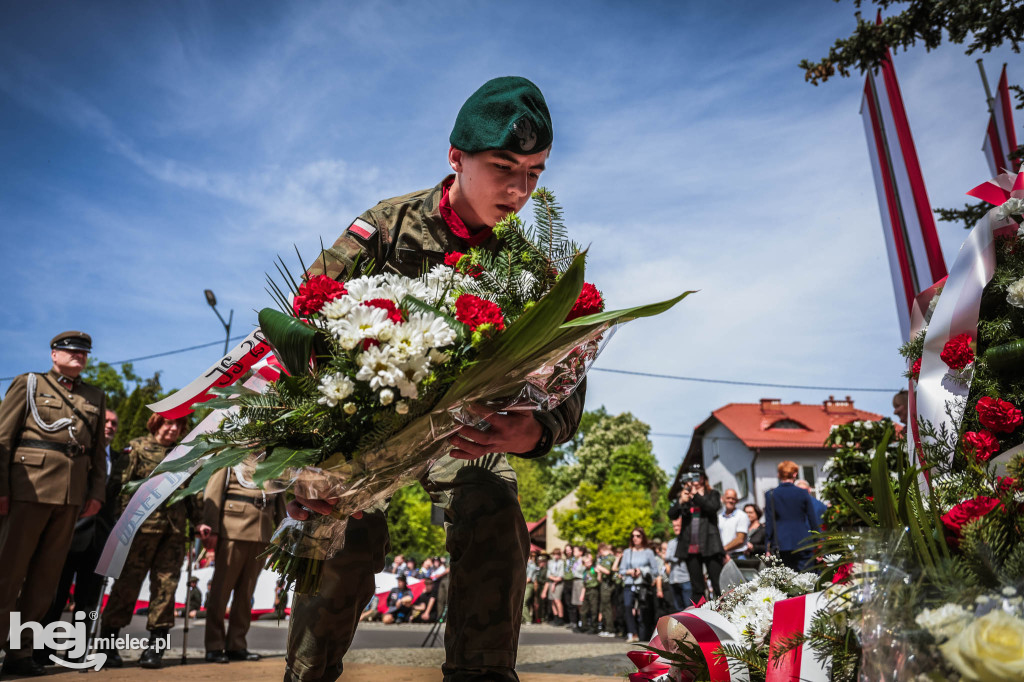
[152,189,689,592]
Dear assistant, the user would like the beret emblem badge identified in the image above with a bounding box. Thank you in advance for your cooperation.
[511,116,537,153]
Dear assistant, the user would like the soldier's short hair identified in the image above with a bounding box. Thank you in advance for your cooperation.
[146,413,188,435]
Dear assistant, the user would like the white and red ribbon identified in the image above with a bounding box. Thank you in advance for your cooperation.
[97,371,274,578]
[766,591,830,682]
[629,593,831,682]
[914,167,1023,467]
[147,328,271,418]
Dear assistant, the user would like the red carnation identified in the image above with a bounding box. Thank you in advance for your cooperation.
[940,333,975,370]
[997,476,1019,494]
[976,396,1023,434]
[444,251,482,277]
[910,358,921,380]
[940,496,1002,539]
[293,275,347,316]
[962,430,1000,462]
[444,252,465,268]
[363,298,404,324]
[454,294,505,332]
[566,283,605,322]
[831,562,853,584]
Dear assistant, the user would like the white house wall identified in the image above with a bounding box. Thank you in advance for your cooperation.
[701,422,754,507]
[754,451,827,508]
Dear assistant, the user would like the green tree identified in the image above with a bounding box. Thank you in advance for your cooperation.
[386,485,446,560]
[802,1,1024,229]
[82,359,143,412]
[111,372,165,453]
[553,483,655,549]
[509,456,552,523]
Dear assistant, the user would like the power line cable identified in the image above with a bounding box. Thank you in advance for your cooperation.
[1,336,902,396]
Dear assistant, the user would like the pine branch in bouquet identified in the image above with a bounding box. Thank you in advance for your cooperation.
[713,641,767,679]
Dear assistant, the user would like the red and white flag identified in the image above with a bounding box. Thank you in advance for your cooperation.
[983,65,1019,177]
[861,41,947,341]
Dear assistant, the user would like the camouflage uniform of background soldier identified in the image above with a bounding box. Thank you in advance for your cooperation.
[0,332,107,678]
[284,76,585,682]
[99,414,198,669]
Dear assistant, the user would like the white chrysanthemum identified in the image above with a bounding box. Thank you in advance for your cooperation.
[389,322,428,360]
[355,345,403,390]
[316,373,355,407]
[428,349,450,365]
[320,295,358,320]
[328,305,390,347]
[915,603,971,642]
[379,388,394,406]
[344,275,385,302]
[404,312,457,349]
[420,265,471,307]
[995,196,1024,221]
[1007,276,1024,308]
[393,354,431,399]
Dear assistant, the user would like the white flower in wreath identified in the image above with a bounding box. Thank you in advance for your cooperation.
[995,197,1024,222]
[355,345,403,390]
[1007,277,1024,309]
[940,609,1024,681]
[915,603,971,642]
[316,373,355,407]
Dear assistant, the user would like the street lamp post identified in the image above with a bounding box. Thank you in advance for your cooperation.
[204,289,233,356]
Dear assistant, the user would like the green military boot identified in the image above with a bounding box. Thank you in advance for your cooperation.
[138,628,168,669]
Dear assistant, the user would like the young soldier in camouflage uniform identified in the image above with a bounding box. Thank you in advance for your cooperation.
[284,76,586,682]
[99,413,198,669]
[595,543,618,637]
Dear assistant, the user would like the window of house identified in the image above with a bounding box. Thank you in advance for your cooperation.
[713,481,723,494]
[802,465,816,488]
[735,470,749,499]
[768,419,807,430]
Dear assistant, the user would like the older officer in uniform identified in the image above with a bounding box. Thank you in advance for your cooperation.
[284,77,585,682]
[198,465,285,663]
[0,331,107,677]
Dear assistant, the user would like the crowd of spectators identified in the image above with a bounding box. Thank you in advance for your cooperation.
[361,554,450,625]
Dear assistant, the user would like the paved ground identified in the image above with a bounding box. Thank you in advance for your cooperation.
[6,616,638,679]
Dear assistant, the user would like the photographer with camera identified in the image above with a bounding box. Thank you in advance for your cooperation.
[668,465,724,604]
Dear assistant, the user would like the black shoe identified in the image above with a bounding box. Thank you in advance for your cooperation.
[1,656,47,677]
[97,627,123,668]
[225,650,261,662]
[139,628,168,670]
[205,650,230,664]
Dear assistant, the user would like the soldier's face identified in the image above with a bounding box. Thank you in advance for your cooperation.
[155,419,184,446]
[448,147,549,228]
[51,348,87,377]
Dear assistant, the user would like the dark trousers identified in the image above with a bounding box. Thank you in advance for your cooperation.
[685,553,724,603]
[669,582,693,612]
[623,585,655,640]
[43,539,106,626]
[779,550,812,572]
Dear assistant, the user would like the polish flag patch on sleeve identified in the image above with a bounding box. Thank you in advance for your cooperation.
[346,218,377,240]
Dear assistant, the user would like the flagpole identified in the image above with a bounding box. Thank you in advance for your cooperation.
[977,58,996,116]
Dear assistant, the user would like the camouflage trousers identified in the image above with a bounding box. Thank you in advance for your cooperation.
[579,586,600,629]
[102,531,186,631]
[597,582,617,633]
[284,467,530,682]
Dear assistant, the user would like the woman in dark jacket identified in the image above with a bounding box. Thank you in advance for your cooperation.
[743,503,767,557]
[667,467,723,603]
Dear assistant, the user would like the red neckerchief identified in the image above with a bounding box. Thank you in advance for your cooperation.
[439,177,494,248]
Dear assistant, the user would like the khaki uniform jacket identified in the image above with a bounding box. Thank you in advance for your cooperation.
[0,369,106,506]
[308,176,586,491]
[201,467,285,543]
[119,434,201,535]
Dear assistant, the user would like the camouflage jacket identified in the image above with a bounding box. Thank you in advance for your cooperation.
[119,434,200,535]
[308,176,586,496]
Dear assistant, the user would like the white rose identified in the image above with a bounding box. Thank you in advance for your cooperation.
[939,609,1024,682]
[996,197,1024,221]
[1007,277,1024,309]
[379,388,394,406]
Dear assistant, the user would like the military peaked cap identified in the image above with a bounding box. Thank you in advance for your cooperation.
[450,76,552,155]
[51,331,92,352]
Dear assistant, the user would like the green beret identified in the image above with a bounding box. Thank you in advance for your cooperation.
[450,76,552,155]
[51,331,92,352]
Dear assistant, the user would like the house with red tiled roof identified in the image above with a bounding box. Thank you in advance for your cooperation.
[671,396,885,508]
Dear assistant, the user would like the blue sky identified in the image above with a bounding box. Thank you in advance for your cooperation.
[2,1,1020,473]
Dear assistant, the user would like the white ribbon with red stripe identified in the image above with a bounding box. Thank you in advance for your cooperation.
[147,328,272,418]
[629,593,833,682]
[766,591,830,682]
[97,368,278,578]
[914,167,1023,466]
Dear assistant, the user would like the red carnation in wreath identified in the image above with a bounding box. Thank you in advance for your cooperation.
[444,251,483,277]
[961,430,1000,462]
[454,294,505,332]
[939,333,974,370]
[940,496,1002,540]
[363,298,404,324]
[831,562,854,585]
[976,396,1023,434]
[566,283,605,322]
[909,358,921,381]
[444,252,464,268]
[293,275,347,317]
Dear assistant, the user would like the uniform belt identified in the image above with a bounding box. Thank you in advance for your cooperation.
[18,438,86,457]
[225,492,268,509]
